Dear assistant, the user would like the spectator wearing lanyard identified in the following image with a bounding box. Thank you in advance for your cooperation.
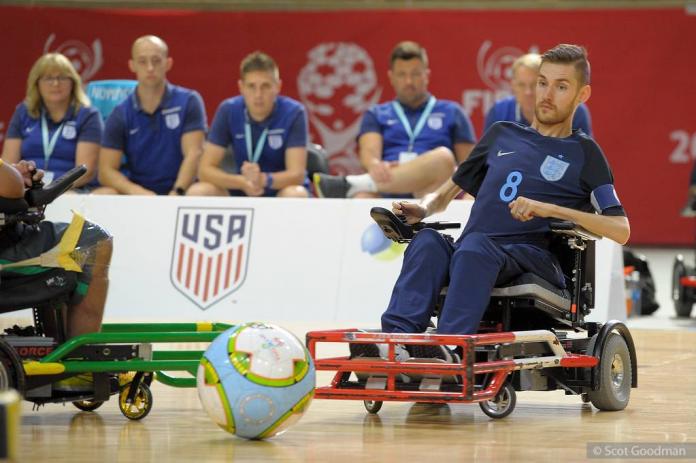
[97,35,206,196]
[2,53,102,191]
[188,51,309,198]
[313,41,476,199]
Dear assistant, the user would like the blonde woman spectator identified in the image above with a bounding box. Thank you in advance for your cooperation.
[2,53,102,190]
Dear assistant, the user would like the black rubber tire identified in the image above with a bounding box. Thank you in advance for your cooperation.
[672,256,694,318]
[119,382,153,420]
[73,400,105,412]
[479,381,516,419]
[0,339,25,393]
[364,400,383,414]
[586,333,631,411]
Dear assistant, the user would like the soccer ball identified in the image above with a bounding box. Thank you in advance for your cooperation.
[197,322,315,439]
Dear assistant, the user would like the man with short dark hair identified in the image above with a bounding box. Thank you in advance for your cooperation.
[98,35,206,196]
[314,41,476,199]
[188,51,309,197]
[484,52,593,136]
[364,44,629,359]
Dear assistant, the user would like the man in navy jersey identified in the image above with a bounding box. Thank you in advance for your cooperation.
[314,41,476,199]
[362,44,629,360]
[188,51,309,197]
[97,35,206,196]
[484,53,592,137]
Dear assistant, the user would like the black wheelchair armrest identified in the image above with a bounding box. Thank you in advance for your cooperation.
[549,220,601,241]
[370,206,460,243]
[25,164,87,207]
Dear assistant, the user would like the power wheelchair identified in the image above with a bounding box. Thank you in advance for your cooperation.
[306,207,637,418]
[0,166,231,419]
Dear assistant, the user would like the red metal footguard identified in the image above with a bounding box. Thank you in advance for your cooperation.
[306,329,598,405]
[681,276,696,288]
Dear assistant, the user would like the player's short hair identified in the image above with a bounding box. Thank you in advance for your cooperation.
[240,51,280,81]
[541,44,591,86]
[512,53,541,75]
[390,41,428,68]
[131,35,169,58]
[25,53,90,118]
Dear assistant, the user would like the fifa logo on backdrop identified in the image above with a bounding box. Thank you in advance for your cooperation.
[461,41,538,118]
[297,42,382,175]
[170,208,254,310]
[43,34,104,82]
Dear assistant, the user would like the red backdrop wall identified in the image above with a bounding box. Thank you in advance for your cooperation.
[1,6,694,245]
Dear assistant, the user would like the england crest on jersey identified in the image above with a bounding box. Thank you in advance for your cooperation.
[427,115,443,130]
[165,112,181,129]
[540,155,570,182]
[268,134,283,150]
[170,207,254,310]
[62,123,76,140]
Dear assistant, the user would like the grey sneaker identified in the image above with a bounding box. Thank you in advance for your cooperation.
[408,344,460,363]
[313,173,349,198]
[349,343,409,361]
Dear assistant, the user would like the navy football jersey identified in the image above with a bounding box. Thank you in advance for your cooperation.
[453,121,624,239]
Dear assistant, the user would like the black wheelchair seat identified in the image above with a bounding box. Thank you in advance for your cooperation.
[0,269,76,314]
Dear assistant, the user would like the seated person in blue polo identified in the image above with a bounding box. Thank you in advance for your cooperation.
[313,41,475,199]
[188,51,309,198]
[2,53,102,191]
[484,53,592,137]
[97,35,206,196]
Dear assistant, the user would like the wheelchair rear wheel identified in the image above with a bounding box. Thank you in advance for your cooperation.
[586,333,631,411]
[672,256,694,318]
[0,339,25,392]
[479,381,516,419]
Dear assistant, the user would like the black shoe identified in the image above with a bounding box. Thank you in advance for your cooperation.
[313,173,349,198]
[349,343,381,358]
[408,344,460,363]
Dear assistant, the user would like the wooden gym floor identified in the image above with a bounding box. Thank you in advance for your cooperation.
[16,327,696,463]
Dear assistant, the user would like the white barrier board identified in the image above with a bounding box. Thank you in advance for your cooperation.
[44,196,625,325]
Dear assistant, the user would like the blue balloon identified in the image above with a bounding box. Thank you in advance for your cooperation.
[361,223,391,255]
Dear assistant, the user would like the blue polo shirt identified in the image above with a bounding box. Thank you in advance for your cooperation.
[453,121,624,240]
[102,83,206,195]
[6,102,102,179]
[207,95,307,194]
[359,96,476,162]
[484,96,593,137]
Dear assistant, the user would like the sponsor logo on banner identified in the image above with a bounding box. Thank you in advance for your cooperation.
[540,155,570,182]
[461,41,538,121]
[170,207,254,310]
[43,34,103,82]
[268,134,283,149]
[165,113,181,129]
[297,42,382,174]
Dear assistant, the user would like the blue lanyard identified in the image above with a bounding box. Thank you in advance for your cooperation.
[41,111,65,168]
[244,121,268,164]
[391,96,437,152]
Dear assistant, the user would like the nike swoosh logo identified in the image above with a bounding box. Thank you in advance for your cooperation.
[497,150,515,157]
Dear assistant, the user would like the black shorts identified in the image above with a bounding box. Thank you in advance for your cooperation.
[0,220,111,309]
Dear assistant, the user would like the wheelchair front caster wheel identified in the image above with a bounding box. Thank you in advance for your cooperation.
[479,382,516,419]
[364,400,383,414]
[119,382,153,420]
[73,400,104,412]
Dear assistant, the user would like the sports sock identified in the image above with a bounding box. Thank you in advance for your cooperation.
[346,174,377,197]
